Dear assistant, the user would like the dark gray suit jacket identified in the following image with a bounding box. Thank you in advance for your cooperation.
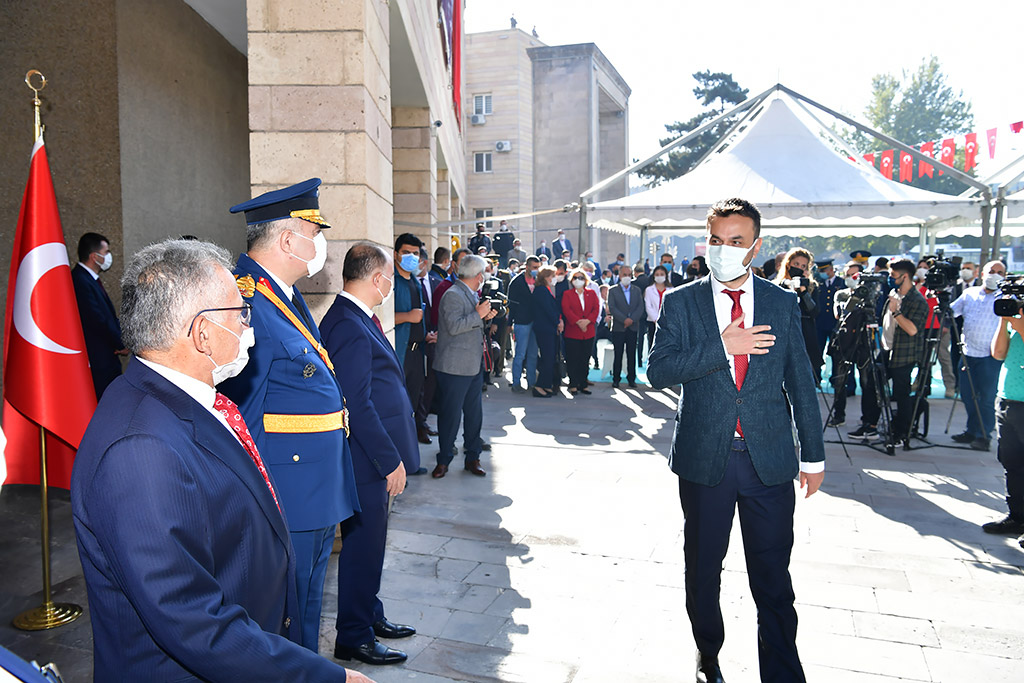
[607,282,645,333]
[648,275,825,487]
[435,279,484,376]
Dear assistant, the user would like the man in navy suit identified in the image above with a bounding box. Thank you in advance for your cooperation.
[553,229,573,260]
[320,243,420,666]
[71,232,125,398]
[71,239,370,682]
[648,198,824,683]
[220,179,360,653]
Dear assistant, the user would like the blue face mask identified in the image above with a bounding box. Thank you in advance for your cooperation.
[399,253,420,272]
[888,276,897,288]
[530,269,539,278]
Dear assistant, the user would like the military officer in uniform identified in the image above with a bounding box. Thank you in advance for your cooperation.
[220,178,359,654]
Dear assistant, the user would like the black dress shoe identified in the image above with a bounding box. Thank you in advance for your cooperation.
[612,381,620,389]
[427,428,438,436]
[373,617,416,639]
[481,442,491,451]
[417,428,432,445]
[970,438,991,451]
[334,639,407,665]
[951,431,974,443]
[696,652,725,683]
[628,381,638,388]
[409,466,428,476]
[981,515,1024,535]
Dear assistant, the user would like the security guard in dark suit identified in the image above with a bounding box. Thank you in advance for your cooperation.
[71,232,125,398]
[220,178,359,654]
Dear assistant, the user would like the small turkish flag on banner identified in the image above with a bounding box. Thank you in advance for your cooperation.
[1011,121,1023,134]
[987,128,998,159]
[880,150,894,179]
[2,137,97,489]
[899,150,914,183]
[919,142,934,178]
[939,138,955,175]
[964,132,978,171]
[863,153,875,166]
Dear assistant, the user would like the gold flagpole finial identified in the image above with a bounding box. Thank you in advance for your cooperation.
[25,70,47,141]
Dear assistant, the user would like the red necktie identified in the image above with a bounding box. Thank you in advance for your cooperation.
[371,313,385,335]
[724,289,747,438]
[214,393,282,514]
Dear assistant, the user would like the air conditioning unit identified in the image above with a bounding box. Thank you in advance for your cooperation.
[470,114,486,125]
[495,140,512,153]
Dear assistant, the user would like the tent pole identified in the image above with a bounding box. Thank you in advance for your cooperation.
[979,204,992,264]
[992,189,1006,261]
[578,196,588,260]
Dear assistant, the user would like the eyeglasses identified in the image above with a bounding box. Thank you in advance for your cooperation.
[188,302,252,335]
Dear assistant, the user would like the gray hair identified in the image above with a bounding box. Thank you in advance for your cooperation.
[458,254,486,280]
[246,219,289,252]
[121,239,234,353]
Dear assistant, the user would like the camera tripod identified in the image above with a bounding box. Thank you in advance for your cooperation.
[821,305,898,456]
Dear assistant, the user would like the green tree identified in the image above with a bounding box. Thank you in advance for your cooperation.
[853,57,974,193]
[638,71,748,186]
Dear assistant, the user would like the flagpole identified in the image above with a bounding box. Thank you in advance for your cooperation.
[12,70,83,632]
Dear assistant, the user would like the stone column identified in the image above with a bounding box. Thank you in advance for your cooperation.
[392,106,437,252]
[435,168,451,255]
[247,0,393,322]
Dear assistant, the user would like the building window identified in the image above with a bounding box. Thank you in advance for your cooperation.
[474,94,493,116]
[474,152,492,173]
[475,208,493,228]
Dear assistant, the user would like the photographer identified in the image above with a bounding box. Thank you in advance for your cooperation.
[826,264,877,428]
[851,259,927,443]
[985,296,1024,542]
[949,261,1006,450]
[773,248,822,380]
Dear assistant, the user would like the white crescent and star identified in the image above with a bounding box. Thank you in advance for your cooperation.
[13,242,80,355]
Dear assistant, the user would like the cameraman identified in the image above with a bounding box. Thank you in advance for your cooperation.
[852,259,927,443]
[985,303,1024,542]
[949,261,1006,450]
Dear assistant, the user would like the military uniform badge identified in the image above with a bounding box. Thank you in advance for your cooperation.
[236,274,256,298]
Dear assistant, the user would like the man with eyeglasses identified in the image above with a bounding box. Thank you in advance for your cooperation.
[71,239,373,682]
[220,179,359,654]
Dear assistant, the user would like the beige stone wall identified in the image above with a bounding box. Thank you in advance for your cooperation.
[247,0,394,324]
[463,29,542,251]
[392,106,437,250]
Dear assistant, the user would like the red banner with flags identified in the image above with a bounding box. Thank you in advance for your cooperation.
[3,136,97,489]
[899,150,913,183]
[986,128,998,159]
[939,138,955,175]
[918,141,934,178]
[964,132,978,172]
[863,152,875,166]
[879,150,894,179]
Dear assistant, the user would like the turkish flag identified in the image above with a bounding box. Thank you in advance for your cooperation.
[939,138,955,175]
[899,150,914,183]
[3,137,97,489]
[919,141,934,178]
[987,128,998,159]
[964,132,978,172]
[863,153,875,166]
[1011,121,1023,134]
[880,150,894,179]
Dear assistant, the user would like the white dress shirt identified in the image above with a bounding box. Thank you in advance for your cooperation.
[419,275,432,308]
[340,290,374,319]
[252,258,293,300]
[135,357,237,439]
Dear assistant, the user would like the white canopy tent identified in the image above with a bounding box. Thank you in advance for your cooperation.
[587,92,982,243]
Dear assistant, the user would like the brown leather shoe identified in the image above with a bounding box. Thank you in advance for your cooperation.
[417,428,432,445]
[464,460,486,477]
[431,464,448,479]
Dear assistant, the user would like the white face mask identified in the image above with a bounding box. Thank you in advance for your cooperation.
[984,273,1004,291]
[619,276,631,286]
[289,230,328,277]
[375,272,393,307]
[207,319,255,385]
[915,268,928,281]
[844,276,858,289]
[98,252,113,271]
[555,274,565,283]
[476,275,486,293]
[572,278,586,289]
[960,268,974,282]
[706,240,758,282]
[654,275,667,284]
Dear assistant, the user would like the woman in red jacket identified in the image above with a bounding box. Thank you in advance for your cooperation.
[561,267,601,395]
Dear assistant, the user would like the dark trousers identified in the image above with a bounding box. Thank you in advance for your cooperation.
[404,343,425,423]
[535,329,559,390]
[612,328,638,382]
[564,337,592,390]
[996,400,1024,520]
[436,369,484,466]
[417,341,437,426]
[679,442,804,683]
[336,479,388,648]
[862,362,914,439]
[961,355,1001,439]
[290,525,336,652]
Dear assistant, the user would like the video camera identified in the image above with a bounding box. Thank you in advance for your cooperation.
[994,274,1024,317]
[781,266,811,291]
[923,251,962,291]
[847,272,888,307]
[481,279,508,318]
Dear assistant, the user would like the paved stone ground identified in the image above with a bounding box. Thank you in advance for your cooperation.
[3,372,1022,682]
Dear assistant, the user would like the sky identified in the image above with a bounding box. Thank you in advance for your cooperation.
[464,0,1024,169]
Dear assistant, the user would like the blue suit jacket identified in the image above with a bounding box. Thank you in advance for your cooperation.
[320,295,420,482]
[71,263,122,396]
[71,361,347,682]
[648,275,825,487]
[219,254,359,531]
